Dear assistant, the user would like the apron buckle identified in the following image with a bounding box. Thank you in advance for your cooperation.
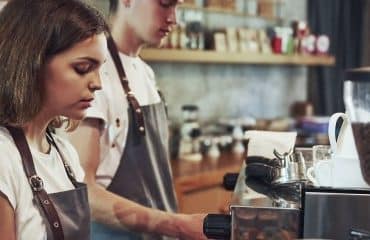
[29,175,44,192]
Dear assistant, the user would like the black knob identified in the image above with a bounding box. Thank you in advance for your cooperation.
[223,173,239,191]
[203,214,231,239]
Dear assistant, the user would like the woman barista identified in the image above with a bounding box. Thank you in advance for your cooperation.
[0,0,108,239]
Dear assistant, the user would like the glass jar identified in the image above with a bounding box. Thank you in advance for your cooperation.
[181,104,199,123]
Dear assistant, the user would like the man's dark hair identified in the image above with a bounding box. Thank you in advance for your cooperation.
[109,0,118,15]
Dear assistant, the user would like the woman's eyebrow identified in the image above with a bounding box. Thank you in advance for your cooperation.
[74,57,102,65]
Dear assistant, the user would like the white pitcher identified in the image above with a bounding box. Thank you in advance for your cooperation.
[328,112,358,158]
[327,112,368,188]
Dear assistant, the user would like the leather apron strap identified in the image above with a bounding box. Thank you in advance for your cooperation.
[46,130,78,185]
[107,35,146,136]
[6,126,65,240]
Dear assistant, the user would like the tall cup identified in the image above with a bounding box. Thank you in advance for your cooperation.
[345,68,370,185]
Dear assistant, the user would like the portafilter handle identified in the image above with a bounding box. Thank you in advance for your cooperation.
[203,214,231,239]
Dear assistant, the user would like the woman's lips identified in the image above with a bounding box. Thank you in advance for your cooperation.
[159,28,170,37]
[78,99,93,108]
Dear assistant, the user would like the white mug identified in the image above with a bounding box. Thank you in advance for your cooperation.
[307,156,369,188]
[307,160,332,187]
[328,112,358,158]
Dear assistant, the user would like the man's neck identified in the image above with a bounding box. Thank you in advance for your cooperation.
[110,18,144,57]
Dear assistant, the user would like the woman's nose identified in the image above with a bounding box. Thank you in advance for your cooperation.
[166,9,177,25]
[88,73,102,91]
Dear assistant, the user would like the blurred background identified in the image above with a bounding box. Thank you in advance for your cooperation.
[88,0,370,213]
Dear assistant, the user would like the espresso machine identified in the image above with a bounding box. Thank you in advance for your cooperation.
[203,68,370,239]
[203,154,370,240]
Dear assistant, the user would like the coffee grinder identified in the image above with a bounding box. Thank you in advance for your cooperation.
[345,68,370,185]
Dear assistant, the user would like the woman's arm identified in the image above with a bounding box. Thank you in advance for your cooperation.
[0,193,16,240]
[68,119,206,239]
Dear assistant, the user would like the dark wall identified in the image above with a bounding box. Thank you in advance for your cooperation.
[307,0,366,115]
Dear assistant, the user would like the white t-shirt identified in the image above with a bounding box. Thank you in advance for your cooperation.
[0,127,84,240]
[86,52,161,187]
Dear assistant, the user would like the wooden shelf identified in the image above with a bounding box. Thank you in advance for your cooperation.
[180,4,244,16]
[179,4,283,21]
[140,48,336,66]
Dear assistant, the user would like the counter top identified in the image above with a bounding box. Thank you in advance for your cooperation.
[171,152,245,193]
[171,152,245,213]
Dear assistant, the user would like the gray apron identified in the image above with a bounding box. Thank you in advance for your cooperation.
[6,126,91,240]
[91,37,177,240]
[46,182,91,240]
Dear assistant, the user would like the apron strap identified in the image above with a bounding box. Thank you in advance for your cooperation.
[157,89,169,119]
[6,126,65,240]
[106,35,146,136]
[46,129,78,186]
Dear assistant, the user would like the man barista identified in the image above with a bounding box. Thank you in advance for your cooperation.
[68,0,206,239]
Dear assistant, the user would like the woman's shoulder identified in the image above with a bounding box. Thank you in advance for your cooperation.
[0,127,23,210]
[0,126,13,142]
[0,127,23,176]
[0,127,20,157]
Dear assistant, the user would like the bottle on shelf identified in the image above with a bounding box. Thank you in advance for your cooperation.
[178,105,203,161]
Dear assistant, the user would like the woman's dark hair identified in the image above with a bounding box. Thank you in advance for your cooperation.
[0,0,109,126]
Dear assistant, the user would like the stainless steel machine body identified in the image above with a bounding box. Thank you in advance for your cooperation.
[228,162,370,240]
[230,162,302,240]
[204,159,370,240]
[303,188,370,239]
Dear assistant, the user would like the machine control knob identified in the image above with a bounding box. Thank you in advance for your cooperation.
[203,214,231,239]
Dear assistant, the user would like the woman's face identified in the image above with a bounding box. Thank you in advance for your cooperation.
[42,33,107,120]
[128,0,181,46]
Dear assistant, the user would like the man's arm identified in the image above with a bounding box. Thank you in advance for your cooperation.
[68,119,206,239]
